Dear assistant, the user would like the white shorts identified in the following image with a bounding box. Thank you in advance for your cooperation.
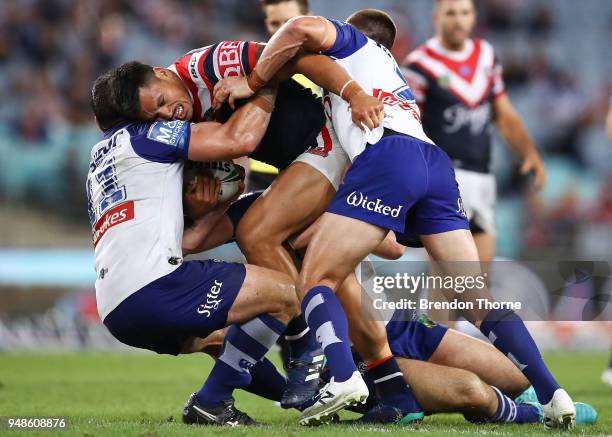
[293,119,349,191]
[454,168,496,235]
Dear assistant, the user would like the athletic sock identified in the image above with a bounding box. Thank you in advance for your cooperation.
[480,309,560,404]
[284,314,320,360]
[302,285,356,382]
[196,314,286,408]
[490,386,542,424]
[244,357,287,402]
[367,355,421,413]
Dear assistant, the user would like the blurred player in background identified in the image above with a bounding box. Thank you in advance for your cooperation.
[403,0,547,324]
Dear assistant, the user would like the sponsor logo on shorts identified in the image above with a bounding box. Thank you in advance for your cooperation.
[197,279,223,317]
[457,197,467,218]
[92,201,134,246]
[346,191,403,218]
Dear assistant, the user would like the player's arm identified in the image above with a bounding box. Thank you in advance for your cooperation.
[188,85,277,161]
[182,172,245,256]
[493,94,547,191]
[214,17,384,129]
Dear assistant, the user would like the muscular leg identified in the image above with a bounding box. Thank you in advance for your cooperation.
[236,162,336,280]
[336,273,391,364]
[298,213,387,298]
[195,264,298,408]
[473,232,495,266]
[397,357,496,417]
[226,264,299,325]
[421,229,563,407]
[296,213,386,382]
[428,232,495,327]
[429,329,529,398]
[396,358,541,424]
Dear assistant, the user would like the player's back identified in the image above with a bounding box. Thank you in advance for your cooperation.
[324,20,432,161]
[86,120,189,319]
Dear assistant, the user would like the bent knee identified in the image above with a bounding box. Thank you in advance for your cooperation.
[456,373,492,409]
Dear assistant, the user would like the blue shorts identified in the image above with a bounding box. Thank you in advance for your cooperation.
[385,313,448,361]
[327,133,469,247]
[226,190,263,238]
[103,260,246,355]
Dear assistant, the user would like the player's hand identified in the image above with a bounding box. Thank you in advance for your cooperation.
[213,76,255,110]
[217,180,246,211]
[184,172,221,219]
[520,152,547,191]
[348,92,384,130]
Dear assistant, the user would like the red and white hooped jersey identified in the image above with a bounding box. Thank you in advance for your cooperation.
[168,41,260,122]
[403,38,505,173]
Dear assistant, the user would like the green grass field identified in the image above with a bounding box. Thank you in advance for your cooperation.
[0,351,609,436]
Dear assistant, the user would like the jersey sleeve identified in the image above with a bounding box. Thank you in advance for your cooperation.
[201,41,260,86]
[492,53,506,97]
[323,19,368,59]
[129,121,191,163]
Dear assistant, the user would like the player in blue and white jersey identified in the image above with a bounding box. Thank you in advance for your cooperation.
[214,9,576,429]
[87,75,301,426]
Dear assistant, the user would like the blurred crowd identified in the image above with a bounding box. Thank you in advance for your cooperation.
[0,0,610,259]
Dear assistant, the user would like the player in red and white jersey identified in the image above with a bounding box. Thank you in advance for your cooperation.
[403,0,546,267]
[165,41,260,122]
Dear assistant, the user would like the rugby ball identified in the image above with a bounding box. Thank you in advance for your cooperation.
[184,161,242,202]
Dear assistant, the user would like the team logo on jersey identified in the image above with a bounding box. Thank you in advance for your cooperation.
[147,120,187,146]
[437,75,451,89]
[197,279,223,317]
[373,89,421,123]
[92,201,134,247]
[443,102,491,135]
[346,191,403,218]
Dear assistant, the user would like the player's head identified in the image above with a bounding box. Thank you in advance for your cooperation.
[433,0,476,49]
[260,0,310,35]
[347,9,397,50]
[91,72,127,132]
[97,61,194,125]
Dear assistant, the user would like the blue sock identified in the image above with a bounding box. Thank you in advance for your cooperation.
[480,309,560,404]
[367,355,421,414]
[284,314,320,360]
[197,314,286,408]
[244,357,287,402]
[490,386,541,424]
[302,286,356,382]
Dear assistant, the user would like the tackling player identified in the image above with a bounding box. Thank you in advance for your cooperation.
[100,39,420,420]
[403,0,546,323]
[88,73,304,425]
[181,182,597,427]
[215,9,576,429]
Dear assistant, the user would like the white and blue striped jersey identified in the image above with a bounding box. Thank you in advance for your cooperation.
[86,120,191,319]
[322,20,433,162]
